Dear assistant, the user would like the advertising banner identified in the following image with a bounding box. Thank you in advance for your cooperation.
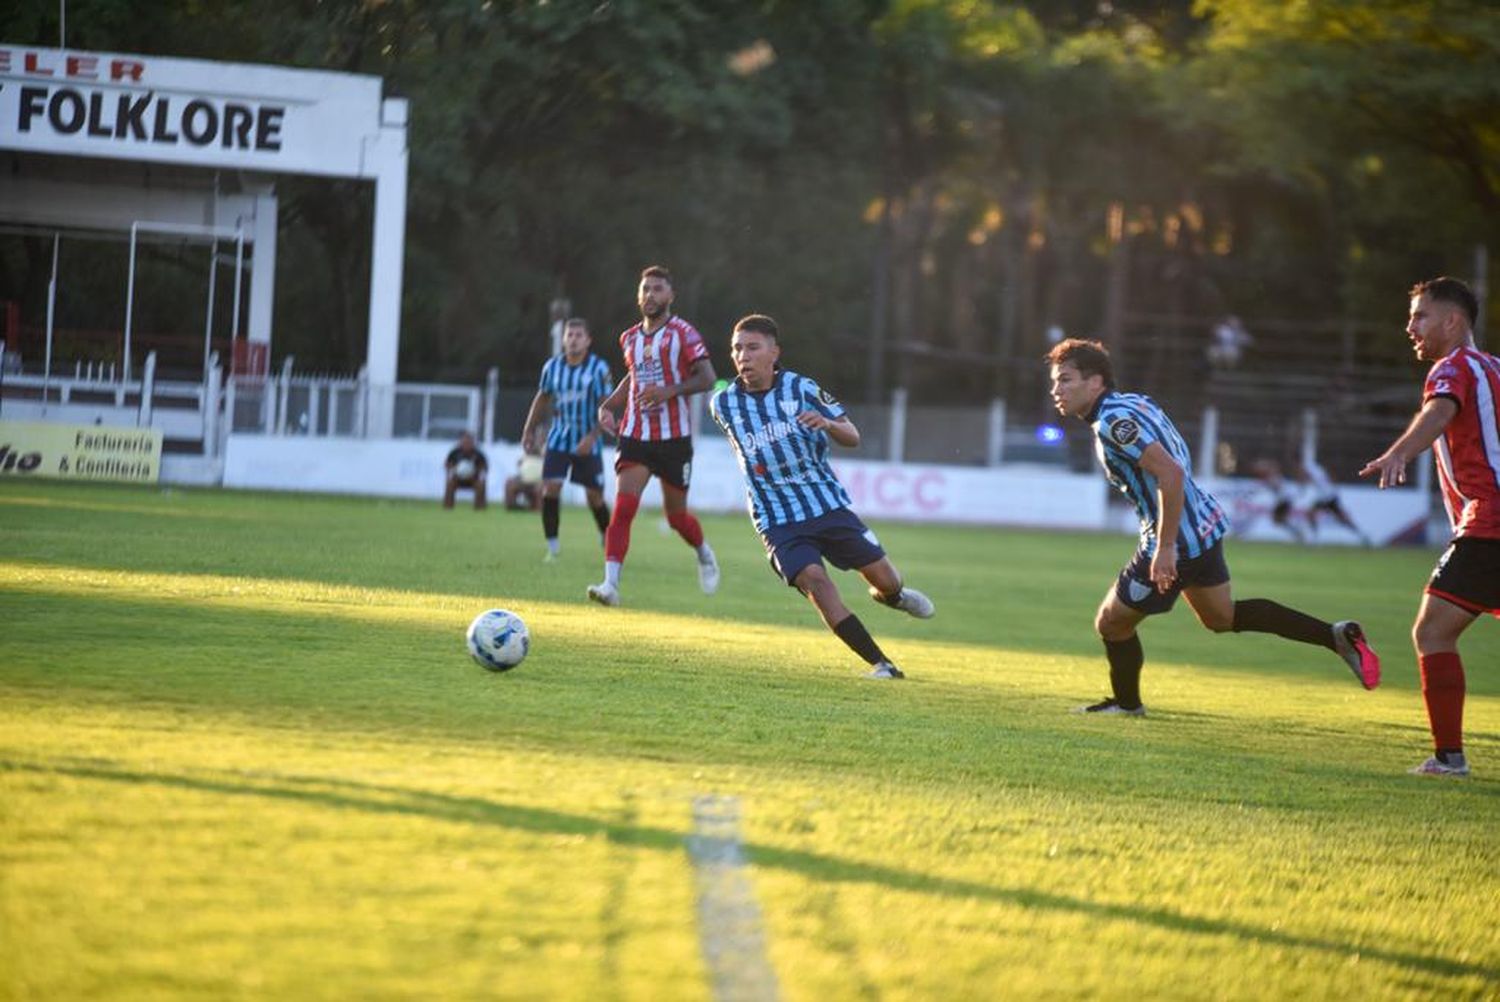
[0,44,385,177]
[222,433,1111,530]
[0,421,162,483]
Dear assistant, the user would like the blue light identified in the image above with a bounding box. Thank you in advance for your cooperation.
[1036,424,1065,445]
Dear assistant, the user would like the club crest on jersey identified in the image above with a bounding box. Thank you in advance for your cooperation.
[1109,418,1141,447]
[779,399,800,416]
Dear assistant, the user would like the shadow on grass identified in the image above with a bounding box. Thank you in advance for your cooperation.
[4,754,1492,983]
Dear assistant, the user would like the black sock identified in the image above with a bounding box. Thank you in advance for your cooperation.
[542,497,560,540]
[590,502,611,534]
[1104,635,1144,709]
[832,614,887,665]
[1232,599,1334,650]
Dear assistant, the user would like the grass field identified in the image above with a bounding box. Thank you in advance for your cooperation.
[2,479,1497,1001]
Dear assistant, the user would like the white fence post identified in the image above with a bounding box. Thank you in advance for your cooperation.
[204,355,223,457]
[1300,407,1318,468]
[986,398,1007,466]
[276,356,294,435]
[483,367,499,444]
[355,366,369,438]
[138,351,157,427]
[888,387,908,463]
[1198,405,1218,477]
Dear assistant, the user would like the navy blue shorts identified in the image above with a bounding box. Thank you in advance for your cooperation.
[542,448,605,490]
[1115,540,1231,615]
[761,507,887,588]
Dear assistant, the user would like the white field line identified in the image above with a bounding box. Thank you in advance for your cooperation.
[688,795,780,1002]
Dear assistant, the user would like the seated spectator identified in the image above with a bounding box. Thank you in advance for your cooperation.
[504,454,544,511]
[444,432,489,509]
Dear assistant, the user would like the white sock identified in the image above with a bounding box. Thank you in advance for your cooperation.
[546,538,560,556]
[604,560,622,588]
[697,542,715,565]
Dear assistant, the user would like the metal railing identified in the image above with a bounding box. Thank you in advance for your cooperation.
[0,342,1422,485]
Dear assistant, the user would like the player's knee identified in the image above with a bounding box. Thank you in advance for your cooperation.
[1201,611,1234,634]
[795,565,832,596]
[1411,617,1456,655]
[1094,608,1129,640]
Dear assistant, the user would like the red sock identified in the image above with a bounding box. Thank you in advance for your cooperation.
[605,492,640,563]
[1418,652,1465,751]
[666,509,704,549]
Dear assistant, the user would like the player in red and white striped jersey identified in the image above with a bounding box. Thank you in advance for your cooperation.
[1362,276,1499,778]
[587,266,720,607]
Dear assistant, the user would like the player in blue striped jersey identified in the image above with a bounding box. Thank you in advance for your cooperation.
[711,314,934,679]
[1046,338,1381,714]
[521,318,615,560]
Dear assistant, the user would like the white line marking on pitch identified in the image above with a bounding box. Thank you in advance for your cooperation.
[688,795,780,1002]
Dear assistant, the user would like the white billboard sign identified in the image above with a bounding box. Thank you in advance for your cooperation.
[0,44,387,178]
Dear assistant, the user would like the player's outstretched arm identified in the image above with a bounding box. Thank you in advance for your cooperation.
[639,358,716,408]
[1359,398,1457,489]
[799,410,860,447]
[597,379,630,435]
[520,390,552,454]
[676,358,716,397]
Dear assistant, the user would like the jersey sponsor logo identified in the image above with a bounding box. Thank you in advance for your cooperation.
[635,355,665,388]
[1110,418,1141,446]
[739,417,800,458]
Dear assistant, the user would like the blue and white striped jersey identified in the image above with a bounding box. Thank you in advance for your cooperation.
[538,353,613,454]
[710,369,854,532]
[1089,391,1228,558]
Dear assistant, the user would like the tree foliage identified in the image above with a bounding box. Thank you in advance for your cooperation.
[1,0,1494,403]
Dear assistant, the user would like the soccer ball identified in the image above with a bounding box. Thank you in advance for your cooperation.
[466,609,529,671]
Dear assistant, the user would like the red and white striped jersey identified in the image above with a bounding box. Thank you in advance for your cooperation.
[1425,344,1500,539]
[617,316,710,441]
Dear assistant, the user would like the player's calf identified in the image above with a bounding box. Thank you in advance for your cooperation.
[868,584,935,619]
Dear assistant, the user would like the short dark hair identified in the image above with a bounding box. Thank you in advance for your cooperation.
[733,314,779,340]
[640,265,673,286]
[1411,276,1478,329]
[1045,338,1115,389]
[564,317,589,331]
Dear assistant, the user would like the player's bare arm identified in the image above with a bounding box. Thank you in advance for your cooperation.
[574,423,602,456]
[1359,397,1458,489]
[637,358,716,408]
[1139,442,1185,592]
[799,410,860,448]
[520,389,553,454]
[597,379,630,435]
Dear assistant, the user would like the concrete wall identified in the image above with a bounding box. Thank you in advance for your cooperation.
[220,433,1431,546]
